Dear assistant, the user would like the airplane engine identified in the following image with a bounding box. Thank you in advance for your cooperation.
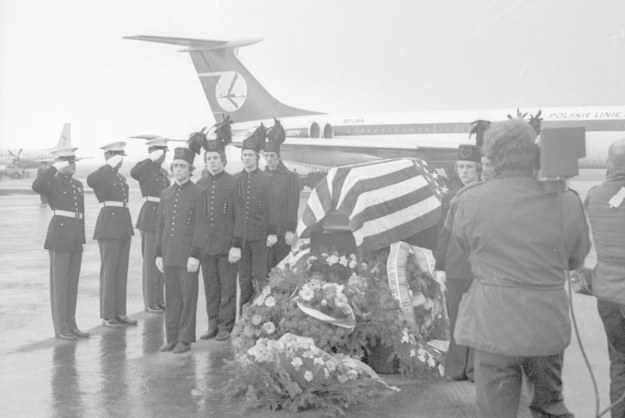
[323,123,334,138]
[282,122,334,139]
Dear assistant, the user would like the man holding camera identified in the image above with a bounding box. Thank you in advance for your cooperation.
[585,138,625,418]
[452,118,590,417]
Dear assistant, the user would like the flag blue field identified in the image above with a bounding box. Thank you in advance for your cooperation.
[296,158,448,254]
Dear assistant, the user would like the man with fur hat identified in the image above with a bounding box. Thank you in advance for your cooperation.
[263,118,300,269]
[131,138,170,314]
[434,144,481,381]
[233,128,278,309]
[87,142,136,328]
[32,146,89,340]
[194,138,240,341]
[155,140,204,354]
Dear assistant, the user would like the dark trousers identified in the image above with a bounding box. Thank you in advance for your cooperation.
[49,250,82,335]
[598,299,625,418]
[140,230,164,309]
[200,254,236,332]
[445,278,474,380]
[474,350,573,418]
[164,266,199,344]
[266,235,290,271]
[238,239,268,308]
[98,238,130,319]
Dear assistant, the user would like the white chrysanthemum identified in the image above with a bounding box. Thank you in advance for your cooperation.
[321,299,328,307]
[264,296,276,308]
[291,357,303,370]
[418,354,426,363]
[410,349,416,357]
[347,369,358,380]
[262,322,276,335]
[326,361,336,372]
[304,371,313,382]
[401,328,410,344]
[313,357,325,366]
[339,256,348,267]
[417,348,426,357]
[327,255,339,265]
[349,259,357,269]
[299,286,314,301]
[302,350,314,359]
[427,357,436,368]
[251,314,262,326]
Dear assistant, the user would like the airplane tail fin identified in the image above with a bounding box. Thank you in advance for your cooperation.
[57,123,71,147]
[123,35,322,123]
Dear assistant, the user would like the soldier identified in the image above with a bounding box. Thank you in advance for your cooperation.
[195,138,240,341]
[233,132,278,309]
[130,138,170,314]
[155,146,204,354]
[263,119,299,269]
[87,141,137,328]
[32,146,89,340]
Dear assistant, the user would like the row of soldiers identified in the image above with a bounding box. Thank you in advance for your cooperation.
[32,128,299,355]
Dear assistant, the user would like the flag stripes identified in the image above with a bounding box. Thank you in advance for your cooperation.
[296,158,446,254]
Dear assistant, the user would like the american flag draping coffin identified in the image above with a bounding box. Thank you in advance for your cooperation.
[296,158,449,255]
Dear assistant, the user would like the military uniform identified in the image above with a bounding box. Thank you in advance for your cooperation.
[233,167,277,307]
[131,156,170,310]
[265,161,299,269]
[32,158,85,338]
[195,169,238,334]
[87,146,134,323]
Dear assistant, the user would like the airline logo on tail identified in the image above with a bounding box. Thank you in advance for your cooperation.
[198,71,247,111]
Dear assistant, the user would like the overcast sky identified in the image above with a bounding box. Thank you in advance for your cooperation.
[1,0,624,161]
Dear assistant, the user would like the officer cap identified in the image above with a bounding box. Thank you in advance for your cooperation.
[173,147,195,165]
[458,144,481,163]
[100,141,127,156]
[145,137,169,150]
[51,146,78,161]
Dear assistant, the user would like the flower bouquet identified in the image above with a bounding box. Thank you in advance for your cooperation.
[223,333,399,416]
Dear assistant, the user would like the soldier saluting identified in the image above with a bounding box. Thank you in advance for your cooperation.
[263,118,299,269]
[155,141,204,354]
[233,126,278,309]
[87,141,137,328]
[32,146,89,340]
[131,137,170,314]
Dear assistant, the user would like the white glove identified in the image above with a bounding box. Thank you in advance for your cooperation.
[285,231,295,245]
[149,149,165,162]
[434,270,447,292]
[187,257,200,273]
[228,247,241,263]
[106,154,123,168]
[155,257,164,273]
[53,160,70,170]
[266,234,278,247]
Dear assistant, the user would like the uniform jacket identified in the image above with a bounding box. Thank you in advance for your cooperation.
[155,180,203,267]
[194,170,237,256]
[585,174,625,304]
[32,167,85,252]
[266,161,299,236]
[130,158,170,231]
[87,164,134,240]
[233,168,277,246]
[452,173,590,356]
[434,188,474,280]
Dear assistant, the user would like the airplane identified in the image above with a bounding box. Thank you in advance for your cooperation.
[123,35,625,171]
[0,123,72,177]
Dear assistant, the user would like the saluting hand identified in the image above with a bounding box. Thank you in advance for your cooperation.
[53,160,70,171]
[106,155,123,168]
[228,247,241,263]
[155,257,164,273]
[187,257,200,273]
[285,231,295,246]
[266,234,278,247]
[149,149,165,162]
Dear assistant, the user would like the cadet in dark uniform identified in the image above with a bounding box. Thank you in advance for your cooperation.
[155,146,204,354]
[195,138,240,341]
[131,138,170,313]
[32,147,89,340]
[263,119,299,269]
[434,144,481,381]
[87,141,137,328]
[232,132,278,309]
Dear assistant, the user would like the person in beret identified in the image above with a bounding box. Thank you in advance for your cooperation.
[87,141,136,328]
[32,146,89,340]
[131,138,170,314]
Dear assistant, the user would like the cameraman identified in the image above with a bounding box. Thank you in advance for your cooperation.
[451,118,590,418]
[585,138,625,418]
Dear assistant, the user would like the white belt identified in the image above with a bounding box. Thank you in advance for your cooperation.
[101,201,127,208]
[144,196,160,203]
[54,210,83,219]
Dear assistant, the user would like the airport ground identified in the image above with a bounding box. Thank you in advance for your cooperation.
[0,171,614,417]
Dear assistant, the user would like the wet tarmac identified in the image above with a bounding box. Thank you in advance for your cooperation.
[0,176,613,417]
